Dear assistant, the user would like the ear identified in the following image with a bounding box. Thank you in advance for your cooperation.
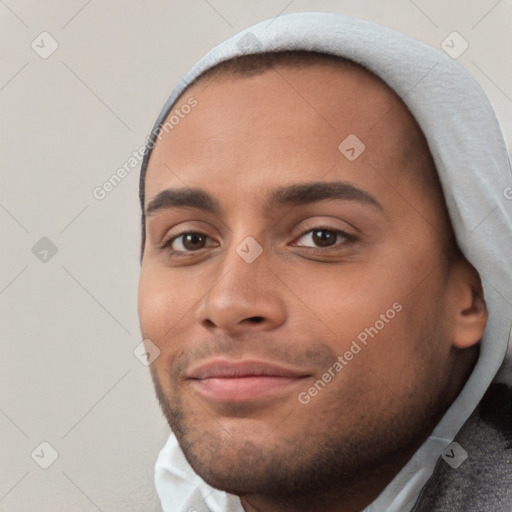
[450,259,488,349]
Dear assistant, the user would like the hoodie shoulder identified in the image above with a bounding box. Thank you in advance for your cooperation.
[412,383,512,511]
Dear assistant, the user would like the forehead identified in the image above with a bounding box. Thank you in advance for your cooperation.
[145,62,421,206]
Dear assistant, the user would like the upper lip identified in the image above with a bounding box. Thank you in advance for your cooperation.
[186,358,312,380]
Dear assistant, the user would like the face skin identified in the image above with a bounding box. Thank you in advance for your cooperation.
[138,60,488,512]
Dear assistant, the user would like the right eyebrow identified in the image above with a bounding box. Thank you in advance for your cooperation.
[145,188,222,216]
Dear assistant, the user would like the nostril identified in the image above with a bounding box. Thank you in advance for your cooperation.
[249,316,264,323]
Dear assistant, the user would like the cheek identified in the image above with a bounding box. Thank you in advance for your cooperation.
[138,266,199,354]
[343,275,448,386]
[287,260,404,338]
[289,254,444,367]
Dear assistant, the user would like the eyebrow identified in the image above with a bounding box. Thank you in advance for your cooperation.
[145,181,384,217]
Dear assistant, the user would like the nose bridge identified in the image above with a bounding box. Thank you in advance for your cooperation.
[211,233,273,307]
[196,233,286,331]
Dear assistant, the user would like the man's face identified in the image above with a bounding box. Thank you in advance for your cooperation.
[138,62,464,503]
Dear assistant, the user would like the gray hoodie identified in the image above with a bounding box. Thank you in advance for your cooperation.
[140,12,512,512]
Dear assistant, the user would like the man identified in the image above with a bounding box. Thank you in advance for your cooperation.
[137,12,512,512]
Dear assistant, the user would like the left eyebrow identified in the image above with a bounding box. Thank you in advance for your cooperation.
[266,181,384,212]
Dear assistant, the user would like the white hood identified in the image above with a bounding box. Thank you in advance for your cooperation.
[144,12,512,512]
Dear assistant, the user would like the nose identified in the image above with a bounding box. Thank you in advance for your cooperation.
[195,240,287,336]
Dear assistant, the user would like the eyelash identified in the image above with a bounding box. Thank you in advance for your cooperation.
[158,226,357,257]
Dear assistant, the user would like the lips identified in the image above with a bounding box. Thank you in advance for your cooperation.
[187,359,309,379]
[186,358,312,402]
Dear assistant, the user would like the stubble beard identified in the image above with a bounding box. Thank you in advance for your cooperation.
[149,348,452,511]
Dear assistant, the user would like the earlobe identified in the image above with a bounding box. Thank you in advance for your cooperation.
[452,273,488,349]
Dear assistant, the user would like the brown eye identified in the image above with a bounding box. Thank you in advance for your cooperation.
[179,233,207,251]
[311,229,338,247]
[161,232,214,253]
[294,227,354,249]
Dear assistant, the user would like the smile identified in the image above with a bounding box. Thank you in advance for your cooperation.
[186,358,312,402]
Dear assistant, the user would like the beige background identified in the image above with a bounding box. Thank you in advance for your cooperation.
[1,1,511,511]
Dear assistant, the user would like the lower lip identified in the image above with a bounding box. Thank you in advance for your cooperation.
[190,376,304,402]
